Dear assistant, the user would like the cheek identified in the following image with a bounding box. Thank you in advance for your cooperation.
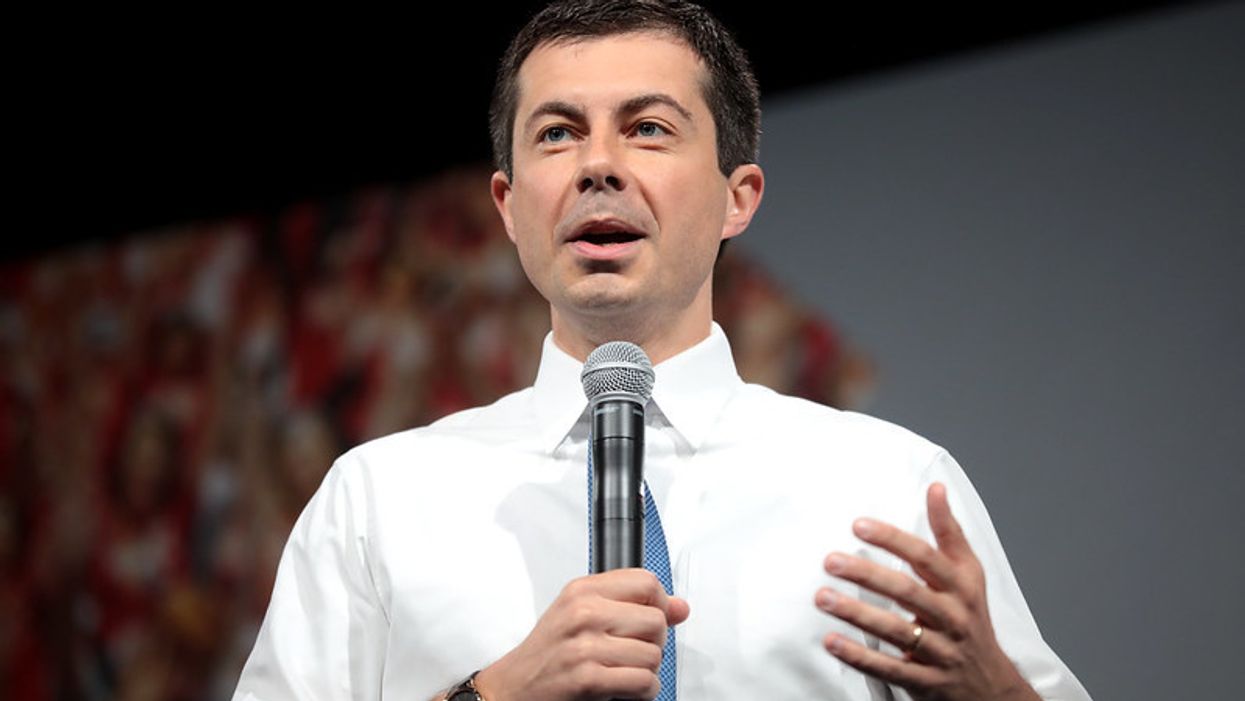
[509,228,547,284]
[661,182,728,253]
[505,206,556,296]
[509,175,564,234]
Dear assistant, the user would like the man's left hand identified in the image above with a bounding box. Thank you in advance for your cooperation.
[814,482,1040,701]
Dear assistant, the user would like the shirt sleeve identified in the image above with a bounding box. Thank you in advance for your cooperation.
[902,450,1093,701]
[233,453,390,700]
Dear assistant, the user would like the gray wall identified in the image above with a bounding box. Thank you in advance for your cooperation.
[741,4,1244,698]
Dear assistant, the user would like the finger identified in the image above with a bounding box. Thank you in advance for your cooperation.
[666,596,691,626]
[927,482,973,563]
[823,553,958,631]
[851,518,957,591]
[601,601,672,645]
[814,588,953,664]
[590,665,661,700]
[578,569,670,609]
[823,633,942,692]
[596,637,665,672]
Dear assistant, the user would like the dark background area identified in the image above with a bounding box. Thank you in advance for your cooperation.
[12,0,1187,261]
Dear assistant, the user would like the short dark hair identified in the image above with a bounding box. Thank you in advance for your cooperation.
[489,0,761,180]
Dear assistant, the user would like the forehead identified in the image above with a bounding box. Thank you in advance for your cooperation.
[515,31,709,115]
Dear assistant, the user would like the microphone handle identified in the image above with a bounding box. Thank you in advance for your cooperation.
[589,395,648,701]
[593,436,643,572]
[591,396,645,573]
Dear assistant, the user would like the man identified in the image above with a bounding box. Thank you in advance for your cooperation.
[235,1,1091,699]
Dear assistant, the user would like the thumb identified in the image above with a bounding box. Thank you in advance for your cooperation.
[928,482,972,562]
[666,596,691,626]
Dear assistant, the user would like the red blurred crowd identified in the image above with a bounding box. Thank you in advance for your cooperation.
[0,168,872,700]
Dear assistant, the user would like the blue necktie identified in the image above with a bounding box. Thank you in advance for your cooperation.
[587,432,677,700]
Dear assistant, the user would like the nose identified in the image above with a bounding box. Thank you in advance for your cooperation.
[575,135,628,194]
[578,171,623,193]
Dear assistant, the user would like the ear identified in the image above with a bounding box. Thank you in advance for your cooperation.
[721,163,764,242]
[490,170,517,243]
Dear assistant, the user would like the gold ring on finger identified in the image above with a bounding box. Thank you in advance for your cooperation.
[905,624,924,654]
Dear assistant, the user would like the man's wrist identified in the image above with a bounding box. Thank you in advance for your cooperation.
[441,670,485,701]
[994,664,1042,701]
[470,664,505,701]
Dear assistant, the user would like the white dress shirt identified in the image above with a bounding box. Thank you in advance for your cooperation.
[235,323,1090,700]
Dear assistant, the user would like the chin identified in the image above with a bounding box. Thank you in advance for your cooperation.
[561,274,640,308]
[568,290,639,316]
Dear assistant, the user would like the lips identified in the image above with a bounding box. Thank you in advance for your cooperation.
[567,219,646,245]
[572,230,644,245]
[565,218,647,260]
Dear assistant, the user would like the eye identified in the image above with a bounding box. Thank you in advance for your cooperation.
[540,125,572,143]
[634,121,669,138]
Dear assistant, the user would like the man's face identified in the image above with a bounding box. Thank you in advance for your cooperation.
[492,32,759,344]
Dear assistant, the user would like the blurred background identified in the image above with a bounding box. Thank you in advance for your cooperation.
[4,1,1242,699]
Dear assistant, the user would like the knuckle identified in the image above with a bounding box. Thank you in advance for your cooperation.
[611,669,654,700]
[562,577,591,599]
[888,627,911,650]
[897,577,920,602]
[565,601,598,633]
[960,574,986,606]
[964,589,985,613]
[913,543,938,571]
[627,567,656,584]
[945,609,971,639]
[566,635,595,665]
[571,664,604,697]
[645,572,666,597]
[642,642,663,671]
[644,672,662,700]
[645,606,668,631]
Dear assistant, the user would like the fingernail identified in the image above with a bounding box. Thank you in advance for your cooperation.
[825,554,846,574]
[827,634,844,654]
[816,589,837,609]
[853,519,875,537]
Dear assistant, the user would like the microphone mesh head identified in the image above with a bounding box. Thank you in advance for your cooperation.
[581,341,655,401]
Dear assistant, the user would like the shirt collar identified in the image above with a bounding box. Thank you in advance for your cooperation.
[531,322,744,454]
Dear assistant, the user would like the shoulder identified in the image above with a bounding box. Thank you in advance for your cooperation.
[721,383,975,531]
[722,381,951,508]
[726,382,949,474]
[331,386,538,477]
[699,383,964,534]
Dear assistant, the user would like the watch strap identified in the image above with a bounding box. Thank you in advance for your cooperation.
[444,670,484,701]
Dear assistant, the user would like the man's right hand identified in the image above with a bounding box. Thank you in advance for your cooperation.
[471,569,690,701]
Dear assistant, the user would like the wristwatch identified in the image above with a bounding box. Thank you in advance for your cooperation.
[444,670,485,701]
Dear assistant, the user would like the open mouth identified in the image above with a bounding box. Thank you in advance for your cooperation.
[571,230,645,246]
[564,218,647,261]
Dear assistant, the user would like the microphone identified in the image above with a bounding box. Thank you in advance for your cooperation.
[581,341,654,573]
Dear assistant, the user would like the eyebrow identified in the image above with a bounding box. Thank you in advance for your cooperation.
[618,93,693,122]
[522,92,695,136]
[523,100,586,136]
